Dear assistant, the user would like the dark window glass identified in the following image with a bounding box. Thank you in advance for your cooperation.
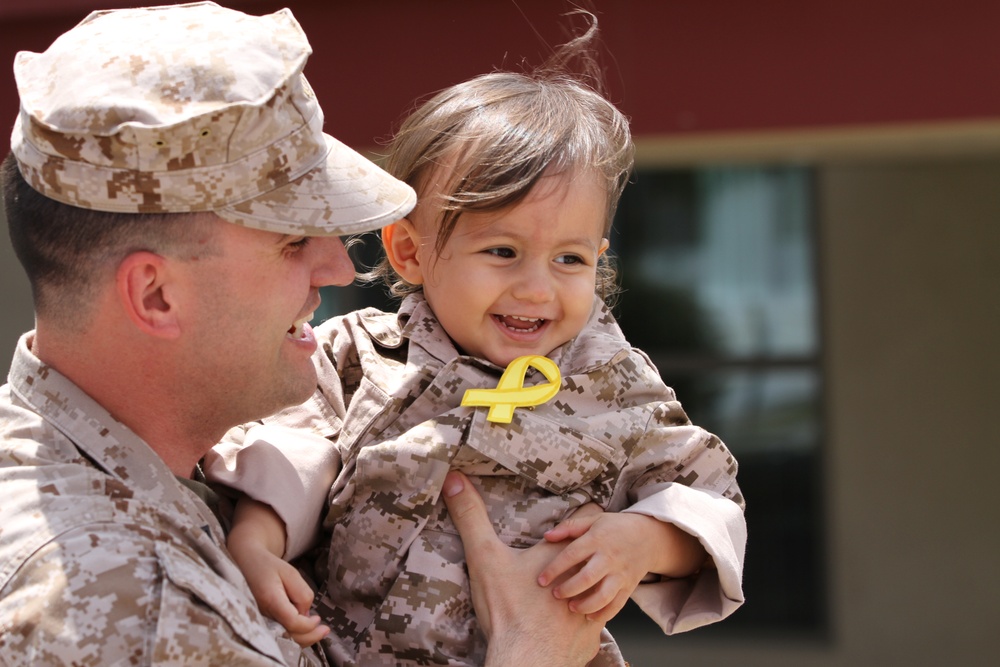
[608,166,826,644]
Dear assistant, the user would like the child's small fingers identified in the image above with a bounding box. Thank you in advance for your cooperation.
[582,590,632,624]
[291,620,331,648]
[282,611,326,636]
[269,600,315,632]
[545,506,604,543]
[256,584,299,621]
[551,559,605,600]
[566,585,614,615]
[543,524,574,543]
[281,570,317,614]
[571,502,605,522]
[537,547,588,587]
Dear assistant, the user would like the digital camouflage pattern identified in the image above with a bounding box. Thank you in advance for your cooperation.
[0,334,326,666]
[10,2,415,237]
[215,293,747,667]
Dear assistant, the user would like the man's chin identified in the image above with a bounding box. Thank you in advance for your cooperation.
[254,369,318,420]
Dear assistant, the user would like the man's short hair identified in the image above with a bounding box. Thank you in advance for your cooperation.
[2,152,216,328]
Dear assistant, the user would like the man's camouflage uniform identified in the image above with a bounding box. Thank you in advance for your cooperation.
[0,334,324,666]
[211,293,747,667]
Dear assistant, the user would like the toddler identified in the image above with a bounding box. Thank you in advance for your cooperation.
[211,22,746,667]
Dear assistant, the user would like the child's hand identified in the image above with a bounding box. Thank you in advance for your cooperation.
[236,541,330,646]
[538,513,706,624]
[228,499,330,647]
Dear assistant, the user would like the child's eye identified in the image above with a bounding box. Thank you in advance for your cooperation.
[555,254,584,265]
[485,247,516,259]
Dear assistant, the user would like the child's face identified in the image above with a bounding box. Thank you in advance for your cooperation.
[407,170,609,368]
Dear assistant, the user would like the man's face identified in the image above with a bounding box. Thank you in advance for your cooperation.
[177,217,355,426]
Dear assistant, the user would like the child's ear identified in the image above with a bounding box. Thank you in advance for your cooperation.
[599,238,610,256]
[382,219,424,285]
[116,251,181,339]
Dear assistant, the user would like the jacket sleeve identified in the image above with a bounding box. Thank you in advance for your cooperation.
[205,424,340,560]
[612,368,747,634]
[623,481,746,634]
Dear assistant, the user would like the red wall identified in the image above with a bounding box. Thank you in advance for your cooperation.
[2,0,999,155]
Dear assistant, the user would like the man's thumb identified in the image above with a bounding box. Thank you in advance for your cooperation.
[442,471,498,551]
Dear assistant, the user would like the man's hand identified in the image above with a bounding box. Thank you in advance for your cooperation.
[442,471,605,667]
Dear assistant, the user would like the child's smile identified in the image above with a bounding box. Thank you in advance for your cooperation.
[494,314,545,334]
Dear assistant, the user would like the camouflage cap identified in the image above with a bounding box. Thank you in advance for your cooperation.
[10,1,416,236]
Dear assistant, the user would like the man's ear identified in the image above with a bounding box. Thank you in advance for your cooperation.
[382,218,424,285]
[115,251,181,339]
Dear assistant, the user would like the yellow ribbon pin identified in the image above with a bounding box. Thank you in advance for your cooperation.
[461,355,562,424]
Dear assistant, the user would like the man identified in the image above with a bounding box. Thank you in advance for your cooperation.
[0,3,603,665]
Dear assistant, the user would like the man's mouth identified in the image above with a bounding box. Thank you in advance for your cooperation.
[288,313,314,339]
[494,314,545,333]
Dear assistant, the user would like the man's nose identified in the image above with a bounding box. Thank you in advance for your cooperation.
[311,236,356,287]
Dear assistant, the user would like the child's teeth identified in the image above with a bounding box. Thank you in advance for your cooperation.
[499,315,542,332]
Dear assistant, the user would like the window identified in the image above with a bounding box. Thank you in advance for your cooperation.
[607,166,826,643]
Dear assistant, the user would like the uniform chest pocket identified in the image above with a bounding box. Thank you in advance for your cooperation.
[338,377,394,455]
[466,408,628,495]
[155,541,286,664]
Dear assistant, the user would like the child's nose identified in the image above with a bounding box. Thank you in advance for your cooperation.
[511,264,556,303]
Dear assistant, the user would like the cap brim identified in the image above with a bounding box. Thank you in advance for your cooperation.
[216,133,416,236]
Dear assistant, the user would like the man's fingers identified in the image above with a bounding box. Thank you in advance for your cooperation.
[442,471,500,554]
[443,470,503,637]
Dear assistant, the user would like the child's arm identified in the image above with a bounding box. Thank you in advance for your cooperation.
[227,498,330,647]
[538,512,706,623]
[534,351,746,631]
[206,423,341,560]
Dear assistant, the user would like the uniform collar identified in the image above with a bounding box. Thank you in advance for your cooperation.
[7,332,226,538]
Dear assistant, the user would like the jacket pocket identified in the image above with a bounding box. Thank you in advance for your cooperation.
[466,408,627,495]
[155,541,286,665]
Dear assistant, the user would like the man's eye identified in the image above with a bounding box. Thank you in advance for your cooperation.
[286,237,311,252]
[486,247,515,259]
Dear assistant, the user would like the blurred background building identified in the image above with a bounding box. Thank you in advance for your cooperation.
[2,1,997,665]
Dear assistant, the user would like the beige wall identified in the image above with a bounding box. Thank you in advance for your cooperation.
[2,158,997,667]
[1,208,33,375]
[614,159,1000,666]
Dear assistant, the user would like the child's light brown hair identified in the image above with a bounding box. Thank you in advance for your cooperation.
[370,12,634,303]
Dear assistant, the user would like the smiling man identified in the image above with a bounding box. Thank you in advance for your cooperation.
[0,3,605,666]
